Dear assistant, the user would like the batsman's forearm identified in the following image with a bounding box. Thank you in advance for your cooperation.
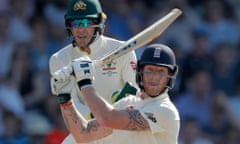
[60,102,113,143]
[81,87,115,125]
[60,103,88,142]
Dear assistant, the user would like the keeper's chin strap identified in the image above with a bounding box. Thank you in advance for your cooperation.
[86,28,100,46]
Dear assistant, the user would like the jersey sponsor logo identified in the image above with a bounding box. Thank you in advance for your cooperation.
[102,70,117,76]
[144,112,157,123]
[102,62,118,76]
[130,61,136,71]
[102,67,116,71]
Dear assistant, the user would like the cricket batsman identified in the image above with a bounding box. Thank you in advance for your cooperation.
[52,44,180,144]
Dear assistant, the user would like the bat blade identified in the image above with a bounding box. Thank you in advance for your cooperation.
[99,8,182,65]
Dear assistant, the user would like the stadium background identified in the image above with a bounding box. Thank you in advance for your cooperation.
[0,0,240,143]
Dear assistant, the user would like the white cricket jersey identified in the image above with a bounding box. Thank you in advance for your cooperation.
[49,35,137,117]
[107,92,180,144]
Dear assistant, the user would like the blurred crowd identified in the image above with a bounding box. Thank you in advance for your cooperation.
[0,0,240,143]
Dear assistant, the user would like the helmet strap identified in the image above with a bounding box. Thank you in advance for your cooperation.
[87,28,100,45]
[72,39,77,47]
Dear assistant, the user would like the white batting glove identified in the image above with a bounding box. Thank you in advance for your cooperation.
[72,56,94,90]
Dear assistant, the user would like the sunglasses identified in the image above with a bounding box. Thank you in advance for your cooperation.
[70,19,97,28]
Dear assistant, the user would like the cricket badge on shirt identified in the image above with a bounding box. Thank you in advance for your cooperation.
[144,112,157,123]
[102,62,118,76]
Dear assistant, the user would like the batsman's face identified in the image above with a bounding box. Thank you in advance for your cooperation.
[142,65,169,96]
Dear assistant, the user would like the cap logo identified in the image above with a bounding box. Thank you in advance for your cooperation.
[153,48,161,58]
[74,0,87,11]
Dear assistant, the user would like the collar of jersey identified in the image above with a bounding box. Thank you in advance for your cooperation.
[88,35,103,58]
[72,35,103,59]
[138,92,169,106]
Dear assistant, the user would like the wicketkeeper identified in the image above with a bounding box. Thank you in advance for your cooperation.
[49,0,137,143]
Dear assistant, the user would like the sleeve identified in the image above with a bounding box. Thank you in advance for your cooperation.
[119,51,137,87]
[49,54,67,95]
[49,54,63,75]
[113,95,137,110]
[139,103,180,134]
[49,48,73,74]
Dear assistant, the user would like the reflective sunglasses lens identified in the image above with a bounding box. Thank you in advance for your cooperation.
[81,19,90,27]
[71,19,92,28]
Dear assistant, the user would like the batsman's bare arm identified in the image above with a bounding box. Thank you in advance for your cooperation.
[60,104,112,143]
[81,87,150,131]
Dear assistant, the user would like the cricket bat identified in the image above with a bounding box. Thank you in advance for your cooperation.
[99,8,182,65]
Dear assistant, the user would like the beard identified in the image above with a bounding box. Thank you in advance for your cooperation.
[142,81,167,97]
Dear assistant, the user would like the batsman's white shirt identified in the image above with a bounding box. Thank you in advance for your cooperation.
[109,92,180,144]
[49,35,137,144]
[62,92,180,144]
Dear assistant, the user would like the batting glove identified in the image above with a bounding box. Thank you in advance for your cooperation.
[72,56,94,90]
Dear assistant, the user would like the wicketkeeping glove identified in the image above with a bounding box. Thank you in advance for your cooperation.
[50,64,73,95]
[52,64,72,83]
[72,56,94,90]
[51,75,75,104]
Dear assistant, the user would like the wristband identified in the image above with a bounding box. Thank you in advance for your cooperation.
[77,79,92,90]
[60,101,72,108]
[58,93,71,104]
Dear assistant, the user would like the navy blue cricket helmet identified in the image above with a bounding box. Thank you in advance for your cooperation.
[136,44,178,90]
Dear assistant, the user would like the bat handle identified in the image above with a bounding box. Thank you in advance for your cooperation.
[172,8,182,14]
